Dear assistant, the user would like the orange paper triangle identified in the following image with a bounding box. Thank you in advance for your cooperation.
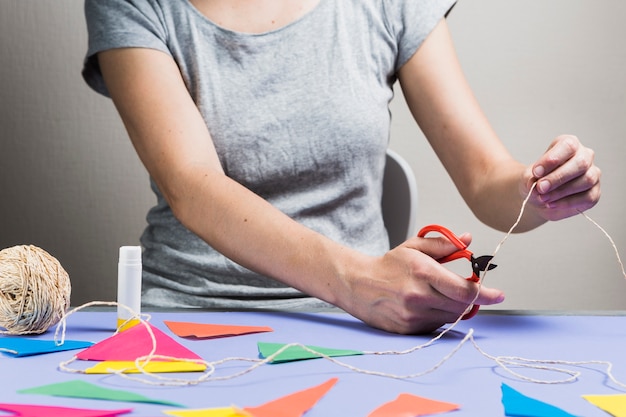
[243,378,338,417]
[164,321,272,339]
[367,393,459,417]
[76,322,202,362]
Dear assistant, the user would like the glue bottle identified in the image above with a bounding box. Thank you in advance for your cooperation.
[117,246,142,331]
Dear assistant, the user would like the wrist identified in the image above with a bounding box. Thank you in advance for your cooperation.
[325,247,379,314]
[316,246,375,312]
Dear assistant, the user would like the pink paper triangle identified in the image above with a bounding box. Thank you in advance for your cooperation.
[76,322,202,362]
[0,403,132,417]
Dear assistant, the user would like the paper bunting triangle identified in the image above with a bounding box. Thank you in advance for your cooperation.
[76,322,202,361]
[164,320,272,339]
[501,384,579,417]
[243,378,338,417]
[0,403,132,417]
[367,393,460,417]
[583,394,626,416]
[0,338,93,357]
[84,360,206,374]
[18,380,183,407]
[164,407,249,417]
[257,342,362,363]
[164,378,338,417]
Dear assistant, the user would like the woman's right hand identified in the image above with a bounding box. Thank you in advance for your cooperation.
[342,233,505,334]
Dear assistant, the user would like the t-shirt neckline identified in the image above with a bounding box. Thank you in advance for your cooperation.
[182,0,326,37]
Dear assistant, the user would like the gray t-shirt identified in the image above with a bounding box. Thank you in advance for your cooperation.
[83,0,455,309]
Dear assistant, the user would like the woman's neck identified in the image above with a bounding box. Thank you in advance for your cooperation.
[189,0,321,34]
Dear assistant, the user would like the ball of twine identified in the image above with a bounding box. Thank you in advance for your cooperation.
[0,245,71,335]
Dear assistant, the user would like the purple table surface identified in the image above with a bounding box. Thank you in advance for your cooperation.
[1,309,625,416]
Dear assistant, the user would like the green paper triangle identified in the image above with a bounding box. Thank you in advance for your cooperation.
[258,342,363,363]
[18,380,183,407]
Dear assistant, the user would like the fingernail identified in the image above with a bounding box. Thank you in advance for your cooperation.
[533,165,545,178]
[537,179,550,193]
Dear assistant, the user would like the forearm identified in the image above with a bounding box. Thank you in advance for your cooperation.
[165,164,371,308]
[398,19,546,233]
[463,160,547,233]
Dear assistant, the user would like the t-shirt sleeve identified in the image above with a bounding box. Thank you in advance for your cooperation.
[82,0,170,97]
[383,0,457,72]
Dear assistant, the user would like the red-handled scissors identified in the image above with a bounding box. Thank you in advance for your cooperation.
[417,224,497,320]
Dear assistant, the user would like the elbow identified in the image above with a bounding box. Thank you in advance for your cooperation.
[152,167,214,231]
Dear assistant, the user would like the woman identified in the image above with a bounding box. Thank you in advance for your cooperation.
[82,0,600,334]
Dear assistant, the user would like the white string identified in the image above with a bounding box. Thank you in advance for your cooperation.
[55,183,626,389]
[461,183,626,387]
[54,300,152,346]
[577,209,626,280]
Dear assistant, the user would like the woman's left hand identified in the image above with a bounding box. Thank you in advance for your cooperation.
[523,134,601,221]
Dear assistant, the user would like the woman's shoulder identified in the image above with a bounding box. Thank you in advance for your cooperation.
[84,0,194,31]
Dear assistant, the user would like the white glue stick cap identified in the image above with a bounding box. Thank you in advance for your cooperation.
[119,246,141,265]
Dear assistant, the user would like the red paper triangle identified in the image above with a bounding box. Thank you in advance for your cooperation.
[76,322,202,362]
[243,378,338,417]
[367,393,459,417]
[164,320,272,339]
[0,403,132,417]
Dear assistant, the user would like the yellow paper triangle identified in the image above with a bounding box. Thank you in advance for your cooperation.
[84,360,206,374]
[164,406,250,417]
[583,394,626,417]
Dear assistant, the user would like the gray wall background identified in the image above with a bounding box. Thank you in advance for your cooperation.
[1,1,624,311]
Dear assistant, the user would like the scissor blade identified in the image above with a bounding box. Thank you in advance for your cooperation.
[473,255,497,273]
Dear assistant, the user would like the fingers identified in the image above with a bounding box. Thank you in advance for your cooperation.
[356,238,504,335]
[533,135,581,184]
[533,135,595,194]
[529,135,601,217]
[412,247,503,311]
[399,271,504,334]
[373,275,504,335]
[405,232,503,310]
[428,265,504,310]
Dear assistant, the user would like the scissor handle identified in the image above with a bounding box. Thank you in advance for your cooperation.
[417,224,467,250]
[417,225,476,268]
[462,305,480,320]
[436,248,474,268]
[417,224,480,320]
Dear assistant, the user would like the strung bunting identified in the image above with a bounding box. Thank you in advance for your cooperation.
[76,322,201,362]
[18,380,183,407]
[0,403,132,417]
[164,321,272,339]
[164,378,338,417]
[501,384,579,417]
[257,342,362,363]
[0,338,93,357]
[367,393,459,417]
